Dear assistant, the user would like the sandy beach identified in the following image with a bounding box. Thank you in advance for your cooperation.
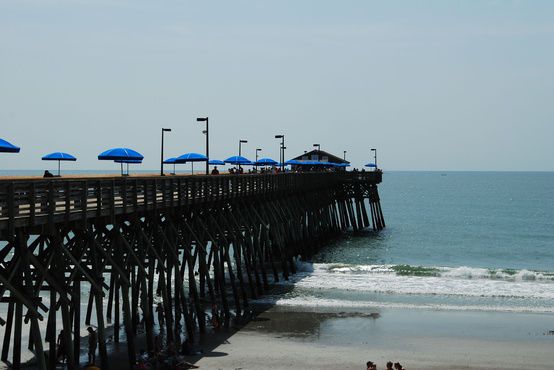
[191,308,554,370]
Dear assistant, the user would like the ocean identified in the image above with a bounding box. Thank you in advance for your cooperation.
[2,170,554,368]
[256,171,554,314]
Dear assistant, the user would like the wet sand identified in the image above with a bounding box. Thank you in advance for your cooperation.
[13,306,554,369]
[192,308,554,370]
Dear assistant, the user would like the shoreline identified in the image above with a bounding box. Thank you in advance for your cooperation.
[11,300,554,369]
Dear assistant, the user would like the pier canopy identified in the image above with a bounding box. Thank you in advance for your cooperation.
[208,159,225,165]
[285,159,302,166]
[334,163,351,168]
[224,155,251,165]
[0,138,20,153]
[290,149,349,166]
[98,147,144,161]
[42,152,77,176]
[255,157,278,166]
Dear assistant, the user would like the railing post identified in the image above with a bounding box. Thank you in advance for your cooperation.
[29,182,36,227]
[7,182,15,240]
[81,180,88,227]
[48,181,55,234]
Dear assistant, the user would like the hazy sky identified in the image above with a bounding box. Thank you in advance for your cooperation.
[1,1,553,171]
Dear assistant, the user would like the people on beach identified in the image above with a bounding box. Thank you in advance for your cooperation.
[56,329,66,363]
[393,362,404,370]
[87,326,98,365]
[43,170,54,177]
[211,166,219,175]
[386,361,393,370]
[366,360,376,370]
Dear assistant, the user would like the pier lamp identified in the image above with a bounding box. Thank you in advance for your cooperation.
[239,139,248,157]
[160,128,172,176]
[256,148,262,169]
[275,135,285,171]
[371,148,377,169]
[197,117,209,175]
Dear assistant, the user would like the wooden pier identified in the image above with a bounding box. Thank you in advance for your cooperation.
[0,171,384,369]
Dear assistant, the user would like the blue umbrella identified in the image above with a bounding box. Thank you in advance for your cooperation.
[224,155,251,165]
[208,159,225,165]
[114,159,142,164]
[42,152,77,176]
[175,152,208,175]
[98,148,144,175]
[164,157,177,174]
[0,138,20,153]
[98,148,144,161]
[175,152,208,163]
[255,157,278,166]
[365,163,377,168]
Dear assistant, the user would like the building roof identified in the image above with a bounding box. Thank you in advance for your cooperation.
[290,149,349,164]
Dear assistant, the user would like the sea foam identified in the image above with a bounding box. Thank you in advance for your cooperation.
[267,262,554,312]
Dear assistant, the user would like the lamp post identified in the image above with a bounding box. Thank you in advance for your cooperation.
[371,148,377,169]
[255,148,262,169]
[343,150,347,161]
[196,117,209,175]
[239,139,248,157]
[160,128,172,176]
[275,135,285,171]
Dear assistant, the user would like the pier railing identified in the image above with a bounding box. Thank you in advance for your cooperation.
[0,171,381,232]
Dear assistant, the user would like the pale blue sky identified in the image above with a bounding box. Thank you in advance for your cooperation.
[1,1,553,171]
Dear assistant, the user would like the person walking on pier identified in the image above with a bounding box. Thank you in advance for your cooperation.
[87,326,98,365]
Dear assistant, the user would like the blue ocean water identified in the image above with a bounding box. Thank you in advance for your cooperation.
[261,172,554,313]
